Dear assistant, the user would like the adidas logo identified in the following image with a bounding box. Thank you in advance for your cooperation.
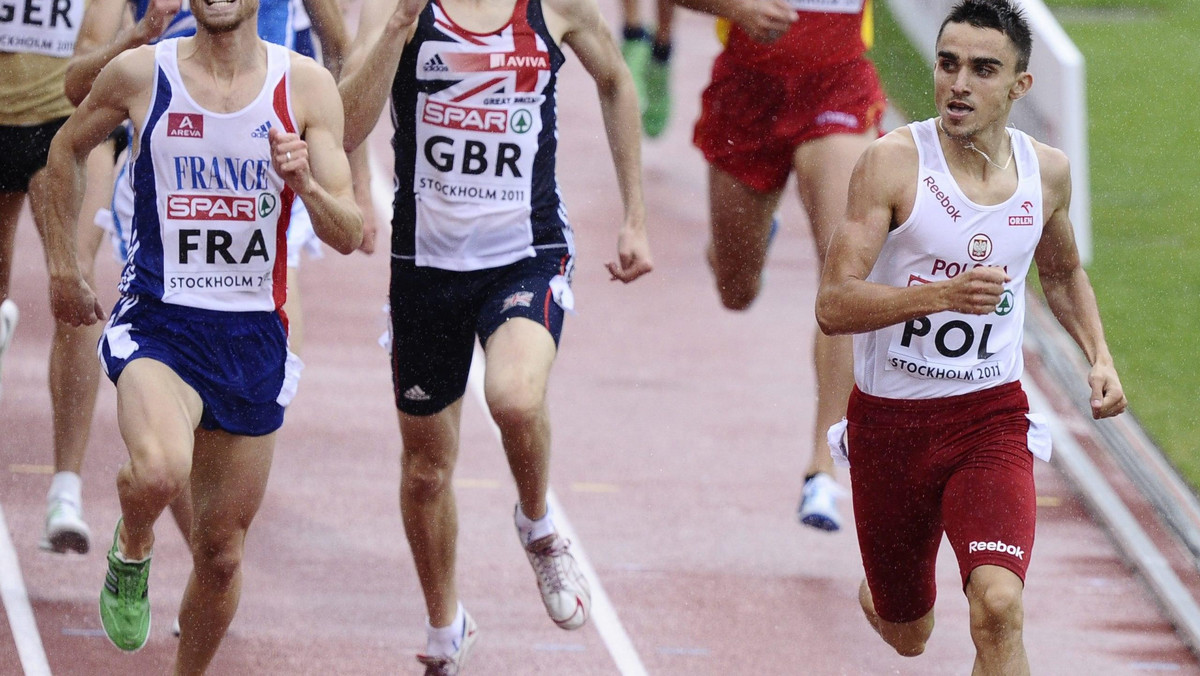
[251,120,272,139]
[404,385,431,401]
[423,54,449,73]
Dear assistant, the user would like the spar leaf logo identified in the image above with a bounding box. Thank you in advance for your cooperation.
[995,290,1015,316]
[258,193,277,218]
[510,109,533,134]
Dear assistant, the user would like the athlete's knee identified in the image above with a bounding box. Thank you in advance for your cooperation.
[190,532,245,591]
[118,455,189,505]
[401,449,455,503]
[861,579,933,657]
[487,387,546,434]
[968,576,1025,639]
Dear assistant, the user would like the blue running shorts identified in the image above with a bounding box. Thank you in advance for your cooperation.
[99,295,301,436]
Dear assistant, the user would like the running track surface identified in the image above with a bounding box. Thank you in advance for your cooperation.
[1,9,1197,675]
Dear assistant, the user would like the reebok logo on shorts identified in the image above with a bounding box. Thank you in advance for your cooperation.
[404,385,431,401]
[968,539,1024,559]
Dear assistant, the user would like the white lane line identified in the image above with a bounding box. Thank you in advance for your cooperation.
[467,346,647,676]
[370,136,648,675]
[0,504,52,675]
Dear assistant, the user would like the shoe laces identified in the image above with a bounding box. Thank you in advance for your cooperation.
[528,534,571,592]
[115,559,149,603]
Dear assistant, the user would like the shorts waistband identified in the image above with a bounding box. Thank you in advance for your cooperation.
[849,381,1027,427]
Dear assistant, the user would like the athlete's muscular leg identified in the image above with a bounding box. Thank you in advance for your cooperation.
[49,144,113,478]
[175,427,275,675]
[113,359,204,560]
[483,317,556,521]
[859,578,935,657]
[792,131,875,476]
[706,166,782,311]
[398,400,465,629]
[965,565,1029,676]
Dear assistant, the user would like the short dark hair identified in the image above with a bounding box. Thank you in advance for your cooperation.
[938,0,1034,73]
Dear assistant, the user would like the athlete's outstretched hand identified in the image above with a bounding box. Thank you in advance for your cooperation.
[943,265,1010,315]
[269,127,313,196]
[607,224,653,283]
[388,0,428,31]
[134,0,182,44]
[730,0,797,44]
[1087,363,1127,419]
[49,275,106,327]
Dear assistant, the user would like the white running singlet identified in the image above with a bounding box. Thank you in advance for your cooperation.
[853,118,1044,399]
[121,39,297,313]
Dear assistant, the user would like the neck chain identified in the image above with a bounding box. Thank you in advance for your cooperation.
[938,117,1014,171]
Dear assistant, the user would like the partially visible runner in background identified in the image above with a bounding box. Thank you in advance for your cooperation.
[618,0,674,137]
[678,0,888,532]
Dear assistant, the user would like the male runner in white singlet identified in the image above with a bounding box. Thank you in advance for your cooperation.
[816,1,1125,673]
[340,0,651,670]
[33,0,362,666]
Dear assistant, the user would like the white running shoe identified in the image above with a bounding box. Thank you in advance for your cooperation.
[520,528,591,630]
[40,496,91,554]
[0,298,18,400]
[797,473,847,533]
[417,610,478,676]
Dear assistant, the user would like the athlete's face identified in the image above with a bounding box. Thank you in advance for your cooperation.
[933,22,1032,138]
[192,0,258,34]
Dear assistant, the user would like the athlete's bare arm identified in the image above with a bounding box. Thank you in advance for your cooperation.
[271,56,364,255]
[34,49,157,326]
[303,0,350,78]
[671,0,795,43]
[339,0,426,152]
[64,0,180,105]
[1031,143,1126,419]
[546,0,652,282]
[816,128,1010,336]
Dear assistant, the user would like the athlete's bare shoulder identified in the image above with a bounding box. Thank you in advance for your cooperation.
[1030,138,1071,212]
[89,44,159,117]
[105,43,160,87]
[286,52,341,131]
[287,51,336,90]
[858,127,918,192]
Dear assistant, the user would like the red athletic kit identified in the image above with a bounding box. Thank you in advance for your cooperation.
[693,2,886,192]
[848,383,1036,623]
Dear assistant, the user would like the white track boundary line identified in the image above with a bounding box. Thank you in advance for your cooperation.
[1023,375,1200,653]
[0,504,52,675]
[370,135,647,675]
[466,347,647,675]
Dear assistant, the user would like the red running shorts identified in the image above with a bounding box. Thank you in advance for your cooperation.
[846,381,1036,624]
[692,56,886,193]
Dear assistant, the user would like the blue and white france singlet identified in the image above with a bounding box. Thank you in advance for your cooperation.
[119,39,297,313]
[853,118,1045,399]
[106,0,306,261]
[390,0,573,271]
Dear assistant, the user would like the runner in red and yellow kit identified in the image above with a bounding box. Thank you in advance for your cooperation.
[683,0,886,531]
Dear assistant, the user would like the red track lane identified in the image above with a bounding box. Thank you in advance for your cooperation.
[1,8,1197,675]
